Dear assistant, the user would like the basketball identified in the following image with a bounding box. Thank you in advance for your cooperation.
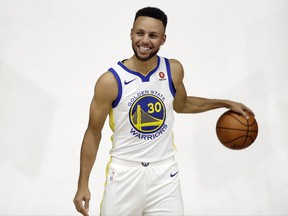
[216,110,258,150]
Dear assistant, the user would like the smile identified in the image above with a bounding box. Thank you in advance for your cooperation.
[139,46,151,51]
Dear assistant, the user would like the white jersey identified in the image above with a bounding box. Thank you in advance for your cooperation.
[108,56,176,162]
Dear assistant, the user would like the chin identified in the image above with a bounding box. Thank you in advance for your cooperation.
[136,55,151,61]
[132,44,159,61]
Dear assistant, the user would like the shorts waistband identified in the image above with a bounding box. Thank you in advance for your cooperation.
[111,156,175,167]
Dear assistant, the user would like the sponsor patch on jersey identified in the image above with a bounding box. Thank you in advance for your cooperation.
[129,92,167,140]
[158,71,167,81]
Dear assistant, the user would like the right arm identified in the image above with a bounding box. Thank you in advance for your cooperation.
[73,71,118,216]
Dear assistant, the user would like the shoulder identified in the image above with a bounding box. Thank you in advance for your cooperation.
[96,71,117,89]
[94,71,118,102]
[168,58,183,68]
[168,58,184,85]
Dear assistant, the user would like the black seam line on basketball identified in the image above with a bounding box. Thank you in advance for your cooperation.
[221,135,249,144]
[243,118,249,148]
[219,117,249,148]
[227,113,257,127]
[246,135,255,141]
[216,127,258,132]
[217,126,257,133]
[226,136,255,149]
[250,120,257,127]
[226,113,247,126]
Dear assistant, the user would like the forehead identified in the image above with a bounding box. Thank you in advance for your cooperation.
[133,16,165,33]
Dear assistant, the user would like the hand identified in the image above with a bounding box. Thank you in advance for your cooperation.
[227,100,254,120]
[73,187,91,216]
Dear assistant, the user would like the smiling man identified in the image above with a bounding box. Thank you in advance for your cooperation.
[131,14,166,62]
[73,7,253,216]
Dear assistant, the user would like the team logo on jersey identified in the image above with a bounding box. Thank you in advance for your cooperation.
[129,94,166,139]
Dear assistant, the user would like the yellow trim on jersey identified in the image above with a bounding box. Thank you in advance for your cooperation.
[172,132,177,150]
[109,108,115,132]
[109,108,115,143]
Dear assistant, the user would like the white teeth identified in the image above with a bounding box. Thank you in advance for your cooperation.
[140,46,150,51]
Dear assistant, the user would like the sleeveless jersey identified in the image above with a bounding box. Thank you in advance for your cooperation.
[108,56,176,162]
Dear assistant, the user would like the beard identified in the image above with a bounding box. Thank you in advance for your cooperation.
[132,45,160,62]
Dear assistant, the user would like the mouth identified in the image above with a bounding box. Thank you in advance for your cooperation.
[133,44,158,61]
[138,46,151,53]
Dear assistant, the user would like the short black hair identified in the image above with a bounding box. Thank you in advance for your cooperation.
[134,7,168,31]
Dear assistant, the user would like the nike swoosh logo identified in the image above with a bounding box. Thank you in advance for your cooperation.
[124,78,136,85]
[170,171,179,177]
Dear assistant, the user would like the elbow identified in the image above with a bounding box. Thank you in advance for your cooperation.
[173,107,181,113]
[173,104,186,114]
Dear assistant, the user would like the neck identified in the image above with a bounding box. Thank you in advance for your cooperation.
[126,55,158,75]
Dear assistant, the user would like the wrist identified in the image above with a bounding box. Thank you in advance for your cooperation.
[78,177,89,188]
[219,99,231,109]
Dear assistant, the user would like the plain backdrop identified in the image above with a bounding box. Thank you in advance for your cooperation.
[0,0,288,215]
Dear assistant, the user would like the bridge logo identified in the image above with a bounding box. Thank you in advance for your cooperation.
[129,94,166,134]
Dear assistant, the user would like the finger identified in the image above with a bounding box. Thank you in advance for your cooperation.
[85,197,90,214]
[235,105,249,120]
[246,107,255,116]
[242,111,249,120]
[74,199,89,216]
[242,105,255,117]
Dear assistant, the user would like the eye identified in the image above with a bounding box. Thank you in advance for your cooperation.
[136,31,144,36]
[149,33,158,39]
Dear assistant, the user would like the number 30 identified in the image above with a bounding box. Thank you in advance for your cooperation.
[147,102,162,113]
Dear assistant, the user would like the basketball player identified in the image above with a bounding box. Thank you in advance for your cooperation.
[73,7,254,216]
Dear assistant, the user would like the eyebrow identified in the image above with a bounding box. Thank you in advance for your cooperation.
[135,28,161,35]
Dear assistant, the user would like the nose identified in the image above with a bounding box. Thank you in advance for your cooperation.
[142,34,150,44]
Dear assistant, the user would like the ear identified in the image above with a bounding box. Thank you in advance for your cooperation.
[161,34,167,45]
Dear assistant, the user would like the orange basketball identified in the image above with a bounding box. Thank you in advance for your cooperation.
[216,110,258,150]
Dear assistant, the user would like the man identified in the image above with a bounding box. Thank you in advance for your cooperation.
[73,7,253,216]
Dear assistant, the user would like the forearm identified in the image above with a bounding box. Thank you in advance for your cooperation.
[179,96,231,113]
[78,129,101,187]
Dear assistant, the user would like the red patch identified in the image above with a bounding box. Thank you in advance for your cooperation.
[159,72,165,79]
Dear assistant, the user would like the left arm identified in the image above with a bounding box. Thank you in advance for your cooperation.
[170,59,254,119]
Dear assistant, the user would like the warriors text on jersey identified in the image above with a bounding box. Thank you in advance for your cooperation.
[108,56,176,162]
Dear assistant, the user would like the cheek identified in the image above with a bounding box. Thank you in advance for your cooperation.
[156,39,164,47]
[131,35,140,43]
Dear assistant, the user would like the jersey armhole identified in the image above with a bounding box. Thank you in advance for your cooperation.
[164,58,176,97]
[109,68,122,108]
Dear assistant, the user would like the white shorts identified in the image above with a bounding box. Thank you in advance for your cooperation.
[100,156,184,216]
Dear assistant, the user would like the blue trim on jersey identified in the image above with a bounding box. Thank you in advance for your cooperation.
[164,58,176,97]
[117,56,161,82]
[109,68,122,108]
